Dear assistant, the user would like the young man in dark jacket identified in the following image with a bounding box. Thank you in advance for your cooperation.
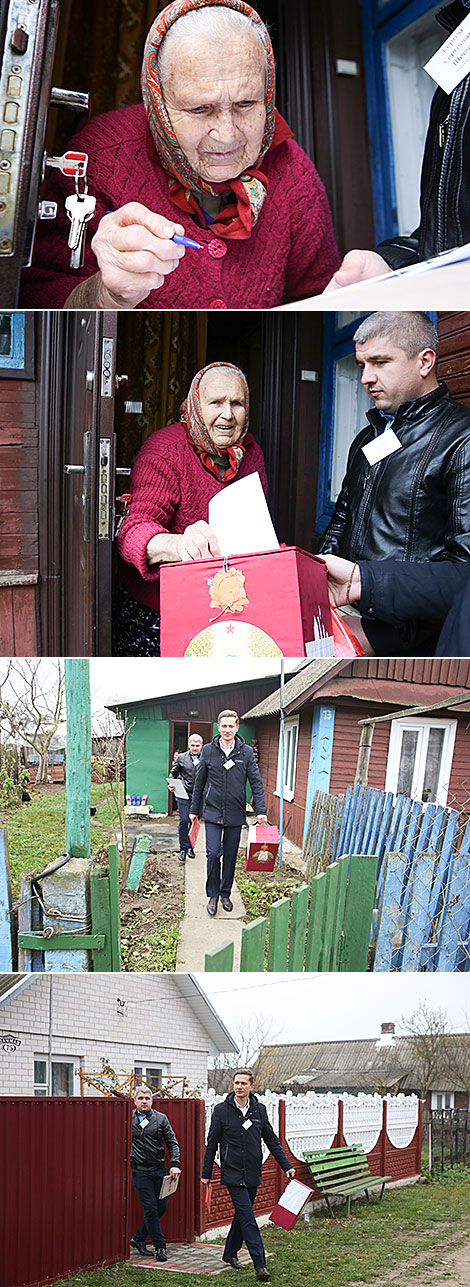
[169,732,203,863]
[202,1069,295,1281]
[318,312,470,654]
[130,1085,181,1262]
[189,710,267,917]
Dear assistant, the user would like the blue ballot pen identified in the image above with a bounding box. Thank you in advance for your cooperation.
[171,232,203,249]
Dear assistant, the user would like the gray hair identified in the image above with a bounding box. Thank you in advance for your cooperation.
[353,312,438,358]
[158,6,268,87]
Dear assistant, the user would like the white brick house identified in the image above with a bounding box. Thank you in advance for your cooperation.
[0,974,237,1097]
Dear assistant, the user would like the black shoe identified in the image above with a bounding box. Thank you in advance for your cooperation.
[178,850,186,863]
[187,846,196,859]
[207,897,218,916]
[223,1254,244,1268]
[155,1246,167,1262]
[221,896,233,911]
[255,1270,270,1282]
[130,1238,153,1257]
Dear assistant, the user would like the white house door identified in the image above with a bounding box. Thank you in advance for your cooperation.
[385,717,457,805]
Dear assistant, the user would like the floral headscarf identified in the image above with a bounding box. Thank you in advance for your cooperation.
[181,362,253,481]
[141,0,292,239]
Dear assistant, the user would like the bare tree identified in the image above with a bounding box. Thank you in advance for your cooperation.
[0,660,64,785]
[209,1011,284,1094]
[91,711,135,881]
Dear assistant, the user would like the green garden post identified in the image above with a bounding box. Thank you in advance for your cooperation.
[43,660,92,971]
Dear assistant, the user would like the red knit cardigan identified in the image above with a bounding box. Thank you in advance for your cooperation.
[118,423,268,610]
[20,104,340,309]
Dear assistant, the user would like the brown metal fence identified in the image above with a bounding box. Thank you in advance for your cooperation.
[0,1096,203,1287]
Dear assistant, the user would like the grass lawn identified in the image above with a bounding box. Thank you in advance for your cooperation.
[3,784,120,899]
[235,852,305,922]
[36,1173,470,1287]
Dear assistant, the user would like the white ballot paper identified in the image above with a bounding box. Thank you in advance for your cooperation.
[362,427,402,466]
[277,1180,312,1214]
[159,1172,180,1199]
[208,472,280,557]
[168,775,189,800]
[424,12,470,94]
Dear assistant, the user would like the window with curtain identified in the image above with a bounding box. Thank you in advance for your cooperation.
[275,717,299,802]
[385,717,457,805]
[134,1064,168,1092]
[34,1058,75,1096]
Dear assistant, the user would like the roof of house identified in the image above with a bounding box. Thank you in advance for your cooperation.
[253,1035,470,1094]
[242,658,470,720]
[0,975,35,1008]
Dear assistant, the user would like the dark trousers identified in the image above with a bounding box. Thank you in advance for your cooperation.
[131,1169,169,1249]
[225,1185,265,1269]
[176,797,191,852]
[205,822,242,898]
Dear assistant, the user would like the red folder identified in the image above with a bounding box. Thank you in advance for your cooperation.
[188,817,201,848]
[270,1180,314,1230]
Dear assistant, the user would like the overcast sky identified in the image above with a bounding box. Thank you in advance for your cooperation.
[196,972,470,1049]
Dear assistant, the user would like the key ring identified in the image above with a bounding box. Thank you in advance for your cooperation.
[74,171,89,199]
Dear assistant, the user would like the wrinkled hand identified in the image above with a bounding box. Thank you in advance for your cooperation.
[323,249,391,292]
[90,202,186,306]
[320,555,362,607]
[173,521,221,561]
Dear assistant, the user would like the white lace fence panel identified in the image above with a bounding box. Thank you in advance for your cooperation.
[386,1094,420,1149]
[284,1091,338,1156]
[342,1093,383,1151]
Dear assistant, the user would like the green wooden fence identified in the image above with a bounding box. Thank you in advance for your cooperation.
[17,842,121,972]
[204,854,377,973]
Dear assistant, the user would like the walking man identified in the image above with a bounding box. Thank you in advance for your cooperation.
[169,732,203,863]
[201,1068,295,1281]
[130,1085,181,1262]
[189,710,267,917]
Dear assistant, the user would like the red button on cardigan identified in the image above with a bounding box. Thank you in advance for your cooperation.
[209,298,228,308]
[207,239,227,258]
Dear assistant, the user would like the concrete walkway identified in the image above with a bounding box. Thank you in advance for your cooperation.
[176,822,246,972]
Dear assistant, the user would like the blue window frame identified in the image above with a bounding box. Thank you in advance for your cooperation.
[0,312,34,377]
[359,0,442,243]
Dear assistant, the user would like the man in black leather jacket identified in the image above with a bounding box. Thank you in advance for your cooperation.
[325,0,470,289]
[169,732,203,863]
[201,1069,295,1281]
[318,312,470,654]
[130,1085,181,1262]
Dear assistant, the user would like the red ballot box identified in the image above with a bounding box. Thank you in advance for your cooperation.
[246,824,279,872]
[270,1180,314,1230]
[160,547,334,657]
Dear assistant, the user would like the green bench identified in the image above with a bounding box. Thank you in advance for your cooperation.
[303,1145,391,1217]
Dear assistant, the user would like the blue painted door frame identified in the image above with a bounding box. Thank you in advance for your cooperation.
[359,0,439,244]
[302,705,336,848]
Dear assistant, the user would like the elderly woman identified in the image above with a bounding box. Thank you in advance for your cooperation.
[114,361,267,654]
[20,0,340,310]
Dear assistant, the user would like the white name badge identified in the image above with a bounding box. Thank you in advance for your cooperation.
[224,759,235,770]
[362,427,402,466]
[243,1120,253,1130]
[424,12,470,95]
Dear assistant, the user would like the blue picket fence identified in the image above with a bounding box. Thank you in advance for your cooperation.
[305,785,470,973]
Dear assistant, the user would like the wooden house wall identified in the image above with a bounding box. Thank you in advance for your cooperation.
[257,702,470,850]
[0,360,40,654]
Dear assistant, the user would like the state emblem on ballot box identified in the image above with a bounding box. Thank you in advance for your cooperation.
[160,546,334,657]
[159,473,362,658]
[246,824,279,872]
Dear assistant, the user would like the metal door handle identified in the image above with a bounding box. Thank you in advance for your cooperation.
[63,431,91,541]
[116,467,131,475]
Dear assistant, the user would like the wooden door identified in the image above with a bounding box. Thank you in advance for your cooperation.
[38,310,117,655]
